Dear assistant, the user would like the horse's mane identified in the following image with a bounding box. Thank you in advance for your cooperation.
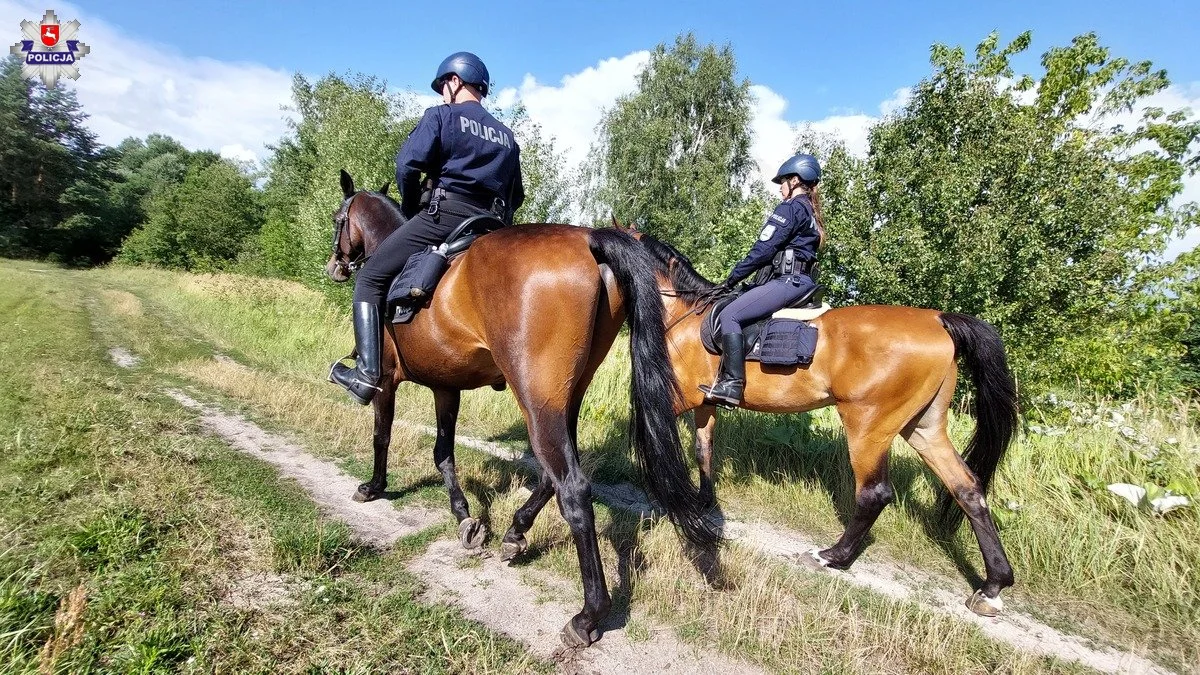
[638,234,717,304]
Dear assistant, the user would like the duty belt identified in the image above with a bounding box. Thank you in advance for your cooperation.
[772,248,815,277]
[428,187,506,219]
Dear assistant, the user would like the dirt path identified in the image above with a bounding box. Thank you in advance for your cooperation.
[395,416,1170,675]
[166,390,446,546]
[164,387,763,675]
[123,346,1168,674]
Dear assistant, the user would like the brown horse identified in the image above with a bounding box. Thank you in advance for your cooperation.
[324,171,714,647]
[630,227,1020,616]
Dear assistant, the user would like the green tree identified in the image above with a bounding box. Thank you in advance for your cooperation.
[0,55,118,263]
[502,103,572,224]
[587,32,757,275]
[119,159,264,270]
[273,73,419,287]
[827,32,1199,394]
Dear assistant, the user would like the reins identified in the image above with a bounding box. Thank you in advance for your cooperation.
[661,286,730,333]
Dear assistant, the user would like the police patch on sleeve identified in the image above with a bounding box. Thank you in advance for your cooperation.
[770,213,787,224]
[759,225,776,241]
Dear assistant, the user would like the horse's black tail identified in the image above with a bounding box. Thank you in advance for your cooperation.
[936,312,1019,530]
[589,228,718,548]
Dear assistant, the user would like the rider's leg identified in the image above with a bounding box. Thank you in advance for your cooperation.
[330,212,444,404]
[701,275,815,406]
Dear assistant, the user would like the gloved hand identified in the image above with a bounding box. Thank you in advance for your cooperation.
[714,277,738,294]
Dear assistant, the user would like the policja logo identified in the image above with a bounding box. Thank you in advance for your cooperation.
[9,10,90,88]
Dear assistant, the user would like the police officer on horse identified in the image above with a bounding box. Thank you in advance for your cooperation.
[330,52,525,405]
[700,153,825,407]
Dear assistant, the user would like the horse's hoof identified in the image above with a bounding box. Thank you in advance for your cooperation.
[500,536,528,562]
[966,589,1003,617]
[353,483,381,503]
[798,548,831,570]
[458,518,487,549]
[560,620,600,648]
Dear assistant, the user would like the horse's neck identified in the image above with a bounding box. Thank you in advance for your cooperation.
[364,223,401,256]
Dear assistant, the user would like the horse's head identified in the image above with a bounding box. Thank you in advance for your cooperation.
[326,169,402,283]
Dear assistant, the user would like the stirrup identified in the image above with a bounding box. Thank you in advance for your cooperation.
[699,382,742,407]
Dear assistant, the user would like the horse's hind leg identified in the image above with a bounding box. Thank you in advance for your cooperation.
[353,374,396,502]
[514,395,609,646]
[903,399,1014,616]
[431,388,486,548]
[811,403,897,569]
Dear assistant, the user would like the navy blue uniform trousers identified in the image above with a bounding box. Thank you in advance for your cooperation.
[352,200,481,307]
[717,274,815,336]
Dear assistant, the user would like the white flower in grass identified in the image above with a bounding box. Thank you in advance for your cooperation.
[1107,483,1192,516]
[1165,437,1179,445]
[1107,483,1145,506]
[1150,494,1190,515]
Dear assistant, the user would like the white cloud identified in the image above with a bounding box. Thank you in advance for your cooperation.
[492,52,649,173]
[1,0,294,163]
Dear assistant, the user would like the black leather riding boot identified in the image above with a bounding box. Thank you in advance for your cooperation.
[700,333,746,406]
[329,302,383,405]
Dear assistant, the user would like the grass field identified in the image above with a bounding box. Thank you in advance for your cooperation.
[2,258,1196,673]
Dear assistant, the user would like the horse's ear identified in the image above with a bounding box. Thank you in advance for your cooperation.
[379,180,391,196]
[610,212,620,230]
[339,169,355,198]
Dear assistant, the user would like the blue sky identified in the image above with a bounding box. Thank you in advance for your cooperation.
[5,0,1199,250]
[70,0,1199,120]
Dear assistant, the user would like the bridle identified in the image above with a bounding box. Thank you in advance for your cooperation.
[331,192,367,273]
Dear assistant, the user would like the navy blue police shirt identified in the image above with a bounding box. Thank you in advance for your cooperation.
[726,195,820,284]
[395,100,525,218]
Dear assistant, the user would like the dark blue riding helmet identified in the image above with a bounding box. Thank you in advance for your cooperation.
[772,153,822,184]
[431,52,491,97]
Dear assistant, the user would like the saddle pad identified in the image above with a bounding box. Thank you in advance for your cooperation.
[772,302,832,321]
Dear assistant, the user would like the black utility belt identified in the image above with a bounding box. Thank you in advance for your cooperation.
[772,248,814,276]
[428,188,505,216]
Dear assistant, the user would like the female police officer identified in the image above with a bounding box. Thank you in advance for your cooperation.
[700,153,824,407]
[330,52,525,405]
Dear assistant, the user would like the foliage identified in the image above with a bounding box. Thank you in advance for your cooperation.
[819,32,1200,395]
[118,158,264,270]
[587,33,762,276]
[267,73,419,288]
[501,103,574,224]
[0,56,123,264]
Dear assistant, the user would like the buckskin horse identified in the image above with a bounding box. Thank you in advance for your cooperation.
[325,170,714,646]
[623,224,1019,616]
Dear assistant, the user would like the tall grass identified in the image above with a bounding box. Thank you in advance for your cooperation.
[81,263,1199,669]
[0,260,546,673]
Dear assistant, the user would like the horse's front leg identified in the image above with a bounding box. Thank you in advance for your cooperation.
[353,373,396,502]
[694,404,719,509]
[431,388,486,548]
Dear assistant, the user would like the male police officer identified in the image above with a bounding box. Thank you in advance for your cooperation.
[329,52,525,405]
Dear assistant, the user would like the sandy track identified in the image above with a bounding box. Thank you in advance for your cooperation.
[165,388,764,674]
[401,417,1171,675]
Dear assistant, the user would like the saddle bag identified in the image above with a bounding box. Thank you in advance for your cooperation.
[757,318,819,366]
[387,247,448,323]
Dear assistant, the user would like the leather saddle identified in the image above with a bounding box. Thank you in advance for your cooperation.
[387,214,506,322]
[699,284,828,356]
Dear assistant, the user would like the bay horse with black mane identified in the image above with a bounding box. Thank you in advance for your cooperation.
[326,170,714,647]
[623,224,1020,616]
